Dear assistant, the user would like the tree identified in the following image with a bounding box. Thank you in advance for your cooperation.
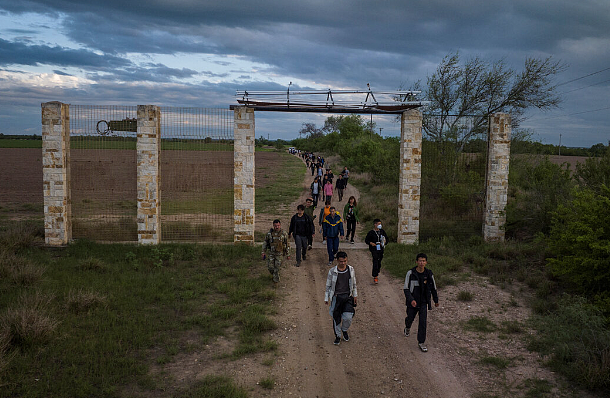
[298,122,323,139]
[403,52,565,152]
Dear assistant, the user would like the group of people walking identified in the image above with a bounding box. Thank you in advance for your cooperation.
[259,149,440,352]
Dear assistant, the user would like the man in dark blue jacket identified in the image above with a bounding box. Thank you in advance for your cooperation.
[403,253,439,352]
[322,206,344,266]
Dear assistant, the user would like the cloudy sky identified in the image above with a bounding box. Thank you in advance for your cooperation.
[1,0,609,147]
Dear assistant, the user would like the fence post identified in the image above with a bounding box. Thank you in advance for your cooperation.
[483,113,511,242]
[42,101,72,245]
[233,106,255,244]
[137,105,161,244]
[397,109,423,244]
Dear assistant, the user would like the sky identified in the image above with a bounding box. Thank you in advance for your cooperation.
[1,0,609,147]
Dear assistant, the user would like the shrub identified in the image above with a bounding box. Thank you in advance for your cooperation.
[506,156,573,239]
[1,292,59,348]
[527,295,610,390]
[65,289,107,314]
[547,186,610,313]
[463,316,496,333]
[457,291,474,301]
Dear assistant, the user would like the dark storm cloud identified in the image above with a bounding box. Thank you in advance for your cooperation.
[0,38,131,68]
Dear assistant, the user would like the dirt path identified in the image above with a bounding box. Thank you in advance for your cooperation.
[250,155,469,398]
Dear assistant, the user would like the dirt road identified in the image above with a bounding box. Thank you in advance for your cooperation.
[252,156,469,398]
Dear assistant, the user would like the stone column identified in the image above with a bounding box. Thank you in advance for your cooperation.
[233,106,255,244]
[483,113,511,242]
[42,101,72,245]
[137,105,161,244]
[397,109,423,244]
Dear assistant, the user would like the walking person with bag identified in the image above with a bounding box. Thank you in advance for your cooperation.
[364,218,389,284]
[325,251,358,345]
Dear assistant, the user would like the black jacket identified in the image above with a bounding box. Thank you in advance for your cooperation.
[364,229,389,253]
[289,213,313,237]
[403,267,439,310]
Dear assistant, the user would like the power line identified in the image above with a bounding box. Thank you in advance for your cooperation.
[560,77,610,95]
[556,66,610,87]
[528,105,610,121]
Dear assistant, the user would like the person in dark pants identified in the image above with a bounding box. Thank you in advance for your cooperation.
[322,206,344,266]
[324,251,358,345]
[364,219,389,284]
[303,197,316,250]
[335,174,346,202]
[403,253,439,352]
[343,196,359,244]
[288,205,313,267]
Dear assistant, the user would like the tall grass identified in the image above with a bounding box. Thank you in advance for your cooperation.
[0,235,278,397]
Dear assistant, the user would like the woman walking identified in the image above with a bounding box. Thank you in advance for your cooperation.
[343,196,359,244]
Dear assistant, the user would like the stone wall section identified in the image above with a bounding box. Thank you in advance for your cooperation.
[42,101,72,245]
[137,105,161,244]
[233,106,255,244]
[483,113,511,242]
[397,109,423,244]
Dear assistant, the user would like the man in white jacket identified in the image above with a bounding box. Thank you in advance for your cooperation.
[325,251,358,345]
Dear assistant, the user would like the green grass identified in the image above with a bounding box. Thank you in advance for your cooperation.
[0,232,278,397]
[0,139,42,148]
[478,355,511,369]
[457,291,474,301]
[259,376,275,389]
[463,316,496,333]
[256,152,306,214]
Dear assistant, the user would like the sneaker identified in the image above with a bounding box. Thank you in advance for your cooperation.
[350,241,354,244]
[308,245,313,250]
[342,331,349,342]
[418,342,428,352]
[333,336,341,345]
[295,262,300,267]
[404,327,410,337]
[302,255,307,260]
[328,262,333,266]
[374,277,378,284]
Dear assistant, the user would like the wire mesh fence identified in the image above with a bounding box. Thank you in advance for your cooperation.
[419,115,489,241]
[160,107,234,242]
[70,105,138,241]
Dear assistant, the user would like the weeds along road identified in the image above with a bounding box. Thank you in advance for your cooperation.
[255,155,469,398]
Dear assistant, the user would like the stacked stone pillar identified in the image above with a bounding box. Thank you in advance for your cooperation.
[233,106,255,244]
[42,102,72,245]
[136,105,161,244]
[483,113,511,242]
[397,109,423,244]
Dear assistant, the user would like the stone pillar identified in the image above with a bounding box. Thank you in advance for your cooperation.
[397,109,423,244]
[137,105,161,244]
[42,101,72,245]
[483,113,511,242]
[233,106,255,244]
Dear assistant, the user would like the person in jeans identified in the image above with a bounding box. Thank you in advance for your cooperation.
[343,196,359,244]
[403,253,439,352]
[288,205,313,267]
[325,251,358,345]
[322,206,344,266]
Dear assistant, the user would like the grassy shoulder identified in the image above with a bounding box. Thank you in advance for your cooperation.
[256,151,306,214]
[0,226,278,397]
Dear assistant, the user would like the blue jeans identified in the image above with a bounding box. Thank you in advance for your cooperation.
[326,236,340,262]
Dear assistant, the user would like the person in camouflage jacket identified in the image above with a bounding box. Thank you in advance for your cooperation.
[261,219,290,283]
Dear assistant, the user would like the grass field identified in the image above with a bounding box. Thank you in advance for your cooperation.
[0,226,278,397]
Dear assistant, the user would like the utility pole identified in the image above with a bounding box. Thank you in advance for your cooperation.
[379,127,383,136]
[559,134,562,156]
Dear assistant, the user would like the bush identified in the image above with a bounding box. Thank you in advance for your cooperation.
[506,156,574,239]
[528,295,610,391]
[1,292,59,349]
[547,186,610,313]
[574,146,610,194]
